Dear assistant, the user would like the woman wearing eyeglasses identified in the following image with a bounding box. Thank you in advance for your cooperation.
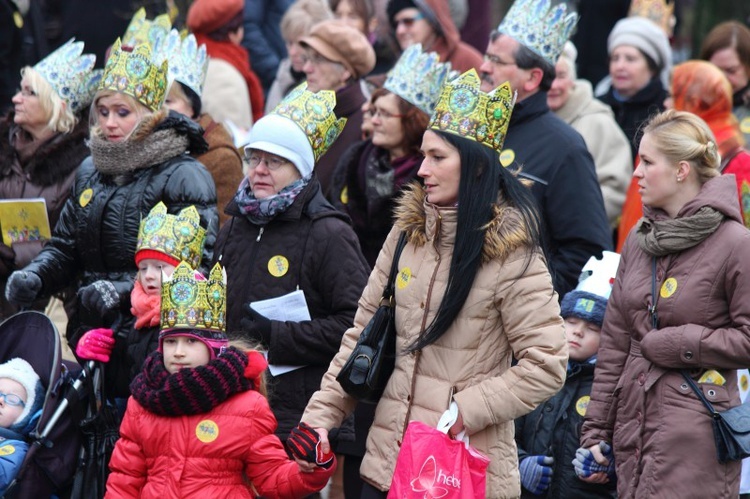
[212,86,370,454]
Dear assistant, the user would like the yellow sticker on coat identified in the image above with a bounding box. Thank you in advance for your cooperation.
[268,256,289,277]
[196,420,219,443]
[576,396,590,416]
[79,188,93,207]
[660,277,677,298]
[396,267,411,289]
[499,149,515,167]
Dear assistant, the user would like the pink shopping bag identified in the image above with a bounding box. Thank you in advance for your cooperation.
[388,420,490,498]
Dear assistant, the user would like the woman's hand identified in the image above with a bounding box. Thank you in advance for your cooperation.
[573,441,615,483]
[288,423,332,472]
[449,410,465,438]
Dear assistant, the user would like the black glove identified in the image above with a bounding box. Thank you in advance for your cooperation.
[240,303,272,345]
[5,270,42,307]
[287,422,334,469]
[78,280,120,324]
[0,244,15,278]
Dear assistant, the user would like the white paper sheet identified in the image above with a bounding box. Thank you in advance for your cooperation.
[250,290,310,376]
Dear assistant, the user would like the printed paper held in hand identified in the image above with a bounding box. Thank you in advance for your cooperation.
[250,289,310,376]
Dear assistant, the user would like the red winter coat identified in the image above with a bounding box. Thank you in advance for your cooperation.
[106,390,333,498]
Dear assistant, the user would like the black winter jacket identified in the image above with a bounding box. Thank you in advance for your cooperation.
[515,362,617,499]
[23,112,218,385]
[503,91,613,296]
[599,76,667,160]
[214,179,370,441]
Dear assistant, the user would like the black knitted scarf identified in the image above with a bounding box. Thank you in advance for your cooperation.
[130,347,252,417]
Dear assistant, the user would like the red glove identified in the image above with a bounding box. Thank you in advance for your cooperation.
[287,422,334,469]
[76,328,116,363]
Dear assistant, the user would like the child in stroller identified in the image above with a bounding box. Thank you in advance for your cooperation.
[0,357,44,494]
[0,311,82,498]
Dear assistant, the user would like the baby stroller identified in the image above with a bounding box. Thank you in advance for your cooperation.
[0,311,84,498]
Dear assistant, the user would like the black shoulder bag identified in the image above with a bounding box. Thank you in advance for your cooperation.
[650,257,750,463]
[337,232,408,403]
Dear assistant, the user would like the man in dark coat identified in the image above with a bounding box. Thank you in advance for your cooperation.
[478,0,612,297]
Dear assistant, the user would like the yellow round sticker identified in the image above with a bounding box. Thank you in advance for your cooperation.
[660,277,677,298]
[742,374,749,392]
[740,117,750,135]
[575,395,590,417]
[13,11,23,29]
[499,149,516,167]
[79,188,93,207]
[196,420,219,443]
[396,267,411,290]
[0,444,15,456]
[268,255,289,277]
[340,186,349,205]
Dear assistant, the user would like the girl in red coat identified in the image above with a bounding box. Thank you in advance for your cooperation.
[105,262,334,498]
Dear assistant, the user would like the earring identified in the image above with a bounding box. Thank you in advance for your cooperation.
[677,176,683,182]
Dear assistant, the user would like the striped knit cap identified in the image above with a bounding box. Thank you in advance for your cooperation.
[130,347,252,416]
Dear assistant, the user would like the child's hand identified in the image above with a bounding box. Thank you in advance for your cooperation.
[76,328,116,363]
[519,455,554,494]
[287,422,333,469]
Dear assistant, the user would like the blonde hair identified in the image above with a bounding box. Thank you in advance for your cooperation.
[643,110,720,184]
[89,89,153,139]
[20,67,77,133]
[281,0,333,42]
[228,338,268,398]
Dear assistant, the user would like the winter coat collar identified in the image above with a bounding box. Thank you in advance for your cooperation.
[555,79,613,124]
[643,174,743,224]
[0,112,89,187]
[393,183,534,263]
[608,76,666,106]
[509,91,550,128]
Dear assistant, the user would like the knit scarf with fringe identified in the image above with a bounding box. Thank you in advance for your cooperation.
[130,347,252,416]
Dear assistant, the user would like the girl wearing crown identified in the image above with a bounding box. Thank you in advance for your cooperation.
[105,262,335,498]
[5,40,219,371]
[0,40,99,320]
[294,70,568,497]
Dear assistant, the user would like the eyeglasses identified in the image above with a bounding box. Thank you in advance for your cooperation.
[301,52,338,67]
[394,13,424,28]
[0,392,25,408]
[483,53,517,67]
[371,108,404,119]
[244,153,291,170]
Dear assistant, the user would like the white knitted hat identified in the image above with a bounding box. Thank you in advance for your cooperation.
[0,358,41,428]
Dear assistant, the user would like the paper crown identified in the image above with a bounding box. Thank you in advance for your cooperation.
[100,38,168,112]
[575,251,621,300]
[428,69,516,152]
[136,202,206,269]
[384,44,454,116]
[33,39,102,113]
[497,0,578,65]
[270,83,347,162]
[161,262,226,333]
[153,29,208,98]
[628,0,675,35]
[122,7,172,50]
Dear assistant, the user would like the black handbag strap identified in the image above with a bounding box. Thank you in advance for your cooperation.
[382,232,408,302]
[651,257,719,417]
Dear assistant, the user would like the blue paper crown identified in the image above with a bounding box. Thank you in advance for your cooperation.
[154,30,208,98]
[33,39,102,113]
[384,44,455,115]
[497,0,578,65]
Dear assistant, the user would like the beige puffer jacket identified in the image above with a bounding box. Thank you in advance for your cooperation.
[303,186,568,497]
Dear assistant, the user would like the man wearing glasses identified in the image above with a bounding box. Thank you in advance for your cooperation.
[299,20,375,196]
[386,0,481,72]
[478,0,613,297]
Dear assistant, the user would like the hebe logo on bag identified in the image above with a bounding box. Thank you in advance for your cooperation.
[410,455,461,497]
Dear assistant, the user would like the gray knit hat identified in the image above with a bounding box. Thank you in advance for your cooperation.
[608,17,672,89]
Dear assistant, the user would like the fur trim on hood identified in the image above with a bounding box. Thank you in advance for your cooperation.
[393,183,535,263]
[0,112,89,187]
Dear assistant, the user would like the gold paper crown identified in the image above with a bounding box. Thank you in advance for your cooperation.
[122,7,172,50]
[428,69,516,153]
[628,0,675,35]
[136,202,206,269]
[100,38,168,111]
[271,83,347,162]
[161,262,226,333]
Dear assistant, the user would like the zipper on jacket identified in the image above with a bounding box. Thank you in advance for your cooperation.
[256,226,264,242]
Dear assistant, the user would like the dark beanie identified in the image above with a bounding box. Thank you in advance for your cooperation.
[387,0,417,27]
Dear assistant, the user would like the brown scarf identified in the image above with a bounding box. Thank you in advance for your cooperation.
[636,206,725,256]
[88,128,188,178]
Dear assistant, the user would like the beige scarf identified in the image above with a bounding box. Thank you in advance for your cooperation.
[636,206,725,256]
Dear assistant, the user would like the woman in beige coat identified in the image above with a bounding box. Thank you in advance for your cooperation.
[292,70,568,498]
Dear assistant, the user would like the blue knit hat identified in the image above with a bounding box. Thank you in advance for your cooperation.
[560,251,621,328]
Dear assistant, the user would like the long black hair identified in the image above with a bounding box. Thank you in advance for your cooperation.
[408,130,543,351]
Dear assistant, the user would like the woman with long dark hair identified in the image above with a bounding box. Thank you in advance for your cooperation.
[294,69,568,498]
